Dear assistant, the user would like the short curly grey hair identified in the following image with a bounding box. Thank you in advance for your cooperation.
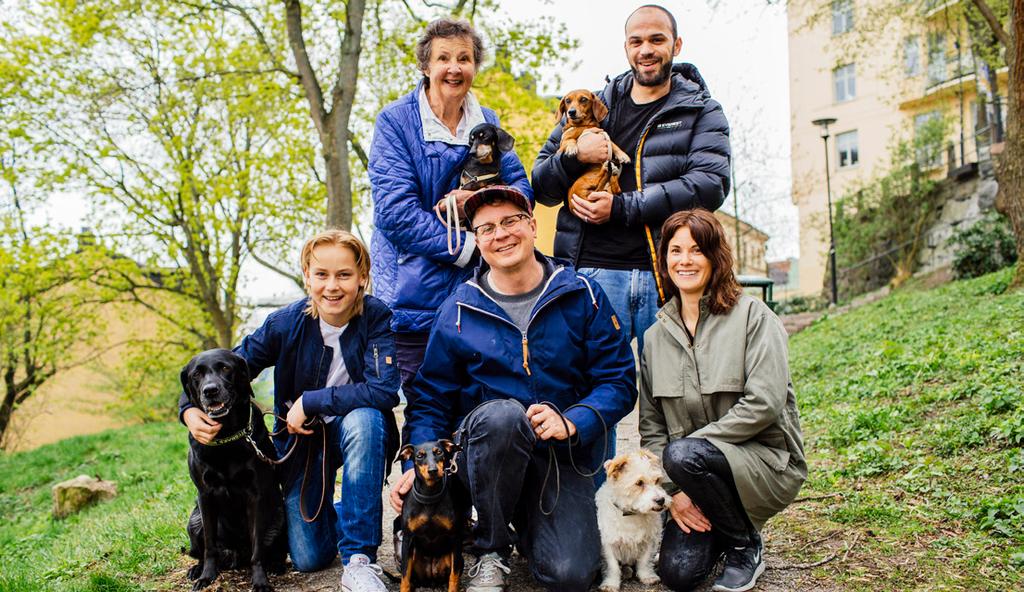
[415,18,485,73]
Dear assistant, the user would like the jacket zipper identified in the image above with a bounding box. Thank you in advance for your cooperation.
[460,268,567,377]
[373,344,380,377]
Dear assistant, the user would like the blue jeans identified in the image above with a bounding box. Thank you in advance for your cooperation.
[577,267,660,356]
[282,407,388,571]
[456,399,600,592]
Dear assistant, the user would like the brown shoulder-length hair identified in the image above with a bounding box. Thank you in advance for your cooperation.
[657,209,742,315]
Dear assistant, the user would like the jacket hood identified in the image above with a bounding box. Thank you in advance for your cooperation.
[602,62,710,113]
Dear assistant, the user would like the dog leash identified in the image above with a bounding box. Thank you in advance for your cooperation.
[537,401,608,516]
[434,191,463,256]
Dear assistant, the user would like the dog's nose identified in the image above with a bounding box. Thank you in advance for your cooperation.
[567,108,577,118]
[202,384,218,397]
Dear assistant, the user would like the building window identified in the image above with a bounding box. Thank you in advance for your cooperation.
[915,111,943,168]
[832,0,854,35]
[928,33,947,85]
[836,130,859,168]
[833,64,856,102]
[904,36,920,77]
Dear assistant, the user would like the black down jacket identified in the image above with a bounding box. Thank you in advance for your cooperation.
[532,63,731,299]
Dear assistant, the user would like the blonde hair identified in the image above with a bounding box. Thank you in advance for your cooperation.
[300,230,371,319]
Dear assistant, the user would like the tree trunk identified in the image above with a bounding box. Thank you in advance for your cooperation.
[284,0,366,231]
[0,367,16,448]
[994,0,1024,286]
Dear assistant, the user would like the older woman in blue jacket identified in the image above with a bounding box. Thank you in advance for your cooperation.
[368,17,532,400]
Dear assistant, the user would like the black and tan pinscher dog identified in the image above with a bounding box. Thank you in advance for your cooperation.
[397,439,470,592]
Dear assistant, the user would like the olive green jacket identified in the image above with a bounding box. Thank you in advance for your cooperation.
[638,294,807,530]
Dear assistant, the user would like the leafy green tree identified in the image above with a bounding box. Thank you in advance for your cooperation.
[2,0,323,349]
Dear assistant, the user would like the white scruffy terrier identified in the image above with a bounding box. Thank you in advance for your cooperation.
[595,449,670,591]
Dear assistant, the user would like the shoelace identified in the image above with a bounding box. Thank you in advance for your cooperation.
[467,555,511,582]
[345,560,386,592]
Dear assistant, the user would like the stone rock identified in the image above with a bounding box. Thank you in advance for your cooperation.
[51,474,118,519]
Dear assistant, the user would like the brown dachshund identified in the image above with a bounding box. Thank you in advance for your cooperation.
[556,89,631,213]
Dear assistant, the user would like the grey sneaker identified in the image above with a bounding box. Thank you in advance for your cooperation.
[466,552,511,592]
[712,533,764,592]
[342,554,387,592]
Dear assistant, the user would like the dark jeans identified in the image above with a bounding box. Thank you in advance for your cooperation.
[395,331,430,393]
[659,438,756,591]
[456,399,601,592]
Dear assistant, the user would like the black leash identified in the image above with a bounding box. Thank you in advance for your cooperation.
[537,401,608,516]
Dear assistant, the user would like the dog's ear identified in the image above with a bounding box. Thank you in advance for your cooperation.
[180,359,196,403]
[399,445,415,462]
[438,439,461,456]
[592,96,609,123]
[495,127,515,153]
[230,351,255,399]
[605,455,629,480]
[557,95,568,122]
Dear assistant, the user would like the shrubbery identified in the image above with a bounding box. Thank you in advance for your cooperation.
[948,211,1018,279]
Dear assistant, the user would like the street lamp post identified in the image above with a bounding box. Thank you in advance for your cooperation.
[812,117,839,305]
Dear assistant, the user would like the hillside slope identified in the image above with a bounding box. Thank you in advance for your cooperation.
[0,268,1021,591]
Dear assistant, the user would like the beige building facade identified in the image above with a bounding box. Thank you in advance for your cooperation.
[787,0,1007,296]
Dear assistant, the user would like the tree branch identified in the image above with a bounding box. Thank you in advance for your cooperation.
[284,0,329,139]
[971,0,1010,47]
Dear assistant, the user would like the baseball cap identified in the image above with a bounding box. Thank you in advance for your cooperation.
[463,186,532,227]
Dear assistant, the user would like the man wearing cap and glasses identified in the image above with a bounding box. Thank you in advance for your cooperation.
[390,186,636,592]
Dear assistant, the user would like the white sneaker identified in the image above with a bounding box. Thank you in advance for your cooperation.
[466,552,511,592]
[342,554,387,592]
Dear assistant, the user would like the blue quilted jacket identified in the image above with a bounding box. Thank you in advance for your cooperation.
[368,81,533,333]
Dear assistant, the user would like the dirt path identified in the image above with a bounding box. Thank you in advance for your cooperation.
[162,407,840,592]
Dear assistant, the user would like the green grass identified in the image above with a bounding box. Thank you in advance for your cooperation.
[771,267,1024,590]
[1,268,1022,590]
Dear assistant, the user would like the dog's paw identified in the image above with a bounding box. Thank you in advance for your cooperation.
[191,577,215,592]
[598,583,621,592]
[186,562,202,581]
[563,143,579,157]
[605,161,622,177]
[251,582,274,592]
[638,573,661,586]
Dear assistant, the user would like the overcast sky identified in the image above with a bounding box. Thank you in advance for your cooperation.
[37,1,797,305]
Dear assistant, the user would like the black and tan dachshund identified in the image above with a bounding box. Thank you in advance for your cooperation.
[181,349,287,592]
[460,123,515,191]
[398,440,470,592]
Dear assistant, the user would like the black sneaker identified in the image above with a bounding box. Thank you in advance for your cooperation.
[712,532,764,592]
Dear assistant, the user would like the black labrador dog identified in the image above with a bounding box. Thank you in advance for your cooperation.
[459,123,515,190]
[181,349,287,592]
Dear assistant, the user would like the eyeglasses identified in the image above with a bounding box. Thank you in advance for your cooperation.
[472,213,531,238]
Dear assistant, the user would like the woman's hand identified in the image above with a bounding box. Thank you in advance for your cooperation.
[526,404,577,441]
[286,396,314,435]
[183,407,222,445]
[669,491,712,533]
[434,189,475,220]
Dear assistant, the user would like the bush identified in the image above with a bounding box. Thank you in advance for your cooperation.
[775,294,829,315]
[948,212,1018,279]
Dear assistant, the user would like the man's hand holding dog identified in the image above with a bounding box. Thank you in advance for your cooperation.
[390,469,414,512]
[526,404,577,441]
[286,396,314,435]
[571,191,613,224]
[669,491,711,534]
[575,132,611,164]
[183,407,222,445]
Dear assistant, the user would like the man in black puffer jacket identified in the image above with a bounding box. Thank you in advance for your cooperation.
[532,4,730,357]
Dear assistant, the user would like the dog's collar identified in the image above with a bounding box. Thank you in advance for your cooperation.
[201,403,254,447]
[612,500,637,517]
[411,476,447,505]
[460,171,500,189]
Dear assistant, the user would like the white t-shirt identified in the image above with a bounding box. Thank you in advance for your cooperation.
[319,318,351,388]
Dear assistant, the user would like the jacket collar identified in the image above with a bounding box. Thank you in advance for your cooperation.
[416,79,486,146]
[456,251,587,323]
[601,62,710,120]
[656,294,711,348]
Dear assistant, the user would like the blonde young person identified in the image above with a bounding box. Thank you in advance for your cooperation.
[180,231,399,592]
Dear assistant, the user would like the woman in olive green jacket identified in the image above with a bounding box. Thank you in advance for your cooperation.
[639,209,806,592]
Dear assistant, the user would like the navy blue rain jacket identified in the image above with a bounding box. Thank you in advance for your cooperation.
[368,81,533,334]
[403,253,637,471]
[532,63,730,274]
[178,295,401,470]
